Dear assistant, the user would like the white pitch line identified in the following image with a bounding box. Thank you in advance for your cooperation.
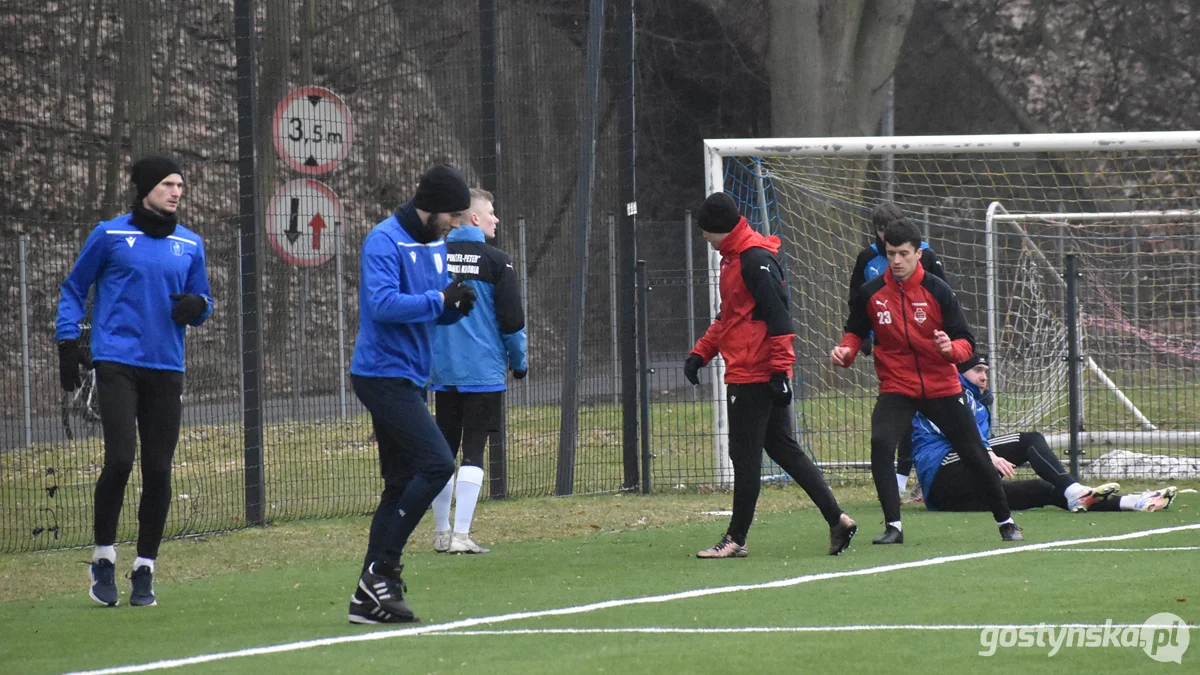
[419,624,1200,637]
[64,523,1200,675]
[1044,546,1200,552]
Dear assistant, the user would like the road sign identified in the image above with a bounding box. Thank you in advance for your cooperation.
[272,86,354,175]
[266,179,343,267]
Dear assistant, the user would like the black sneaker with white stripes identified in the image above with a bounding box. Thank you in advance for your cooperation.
[88,559,119,607]
[353,562,417,624]
[348,587,416,624]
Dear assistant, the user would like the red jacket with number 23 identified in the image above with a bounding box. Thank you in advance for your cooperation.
[690,218,795,384]
[837,263,974,399]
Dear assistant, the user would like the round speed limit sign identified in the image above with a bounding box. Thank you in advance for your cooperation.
[272,86,355,175]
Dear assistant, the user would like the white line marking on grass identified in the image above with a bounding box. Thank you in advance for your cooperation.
[64,523,1200,675]
[1043,546,1200,552]
[422,624,1200,637]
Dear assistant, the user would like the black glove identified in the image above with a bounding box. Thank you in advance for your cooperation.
[860,340,873,357]
[170,293,208,326]
[58,339,91,392]
[512,368,527,380]
[442,280,477,315]
[768,372,792,407]
[683,353,704,386]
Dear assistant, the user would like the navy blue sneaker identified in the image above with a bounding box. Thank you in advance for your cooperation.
[89,559,119,606]
[129,565,156,606]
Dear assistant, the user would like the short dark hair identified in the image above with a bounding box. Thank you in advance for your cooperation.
[871,201,904,232]
[883,217,922,250]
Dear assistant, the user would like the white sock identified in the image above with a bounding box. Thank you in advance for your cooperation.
[134,556,155,573]
[1063,483,1089,502]
[887,521,902,532]
[432,475,455,532]
[896,473,908,493]
[997,517,1014,526]
[93,545,116,564]
[1119,495,1139,511]
[453,465,485,534]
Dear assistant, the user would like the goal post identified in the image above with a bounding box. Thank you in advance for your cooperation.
[702,131,1200,478]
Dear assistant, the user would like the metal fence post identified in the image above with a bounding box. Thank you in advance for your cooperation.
[684,210,695,400]
[236,0,265,525]
[1065,254,1082,479]
[335,220,347,419]
[518,215,529,408]
[18,235,33,448]
[636,260,651,494]
[608,213,618,405]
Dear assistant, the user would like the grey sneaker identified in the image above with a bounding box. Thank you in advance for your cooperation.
[448,532,490,554]
[696,534,748,559]
[999,522,1024,542]
[433,530,452,553]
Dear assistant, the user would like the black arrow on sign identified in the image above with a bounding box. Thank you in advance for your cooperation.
[308,95,322,106]
[286,197,301,244]
[304,156,319,166]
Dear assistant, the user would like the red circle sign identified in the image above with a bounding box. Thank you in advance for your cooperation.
[266,179,344,267]
[272,86,354,175]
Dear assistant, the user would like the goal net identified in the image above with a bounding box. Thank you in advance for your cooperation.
[704,132,1200,479]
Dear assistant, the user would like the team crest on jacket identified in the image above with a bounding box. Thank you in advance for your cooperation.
[913,308,927,324]
[171,241,183,256]
[434,253,444,274]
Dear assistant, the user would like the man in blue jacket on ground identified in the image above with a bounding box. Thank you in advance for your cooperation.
[347,164,478,625]
[56,155,213,608]
[911,354,1177,514]
[431,188,527,555]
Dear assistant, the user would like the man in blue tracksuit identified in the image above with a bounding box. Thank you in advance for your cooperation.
[847,201,951,500]
[347,164,478,625]
[430,188,527,555]
[56,155,213,608]
[911,354,1177,514]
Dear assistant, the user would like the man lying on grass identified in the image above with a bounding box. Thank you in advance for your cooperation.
[911,354,1177,514]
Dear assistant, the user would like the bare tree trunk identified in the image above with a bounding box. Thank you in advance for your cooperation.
[257,0,292,387]
[155,2,187,114]
[768,0,913,137]
[121,0,160,160]
[82,0,106,238]
[102,78,128,220]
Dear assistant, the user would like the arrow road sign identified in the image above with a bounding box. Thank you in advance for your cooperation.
[272,86,355,175]
[267,179,343,267]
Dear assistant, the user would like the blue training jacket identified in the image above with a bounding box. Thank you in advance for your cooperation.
[350,203,463,384]
[55,214,213,372]
[910,374,992,503]
[431,225,527,392]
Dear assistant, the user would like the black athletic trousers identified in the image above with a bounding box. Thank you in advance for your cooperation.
[725,383,843,545]
[92,361,184,559]
[928,432,1121,512]
[871,392,1011,524]
[353,375,456,573]
[435,389,503,469]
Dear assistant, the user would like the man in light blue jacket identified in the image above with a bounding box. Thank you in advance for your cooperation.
[431,189,527,554]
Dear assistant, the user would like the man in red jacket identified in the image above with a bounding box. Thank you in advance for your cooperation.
[831,218,1021,545]
[685,192,858,558]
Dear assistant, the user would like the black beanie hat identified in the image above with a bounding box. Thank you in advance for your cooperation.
[130,155,183,201]
[413,164,471,214]
[697,192,742,233]
[957,353,988,374]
